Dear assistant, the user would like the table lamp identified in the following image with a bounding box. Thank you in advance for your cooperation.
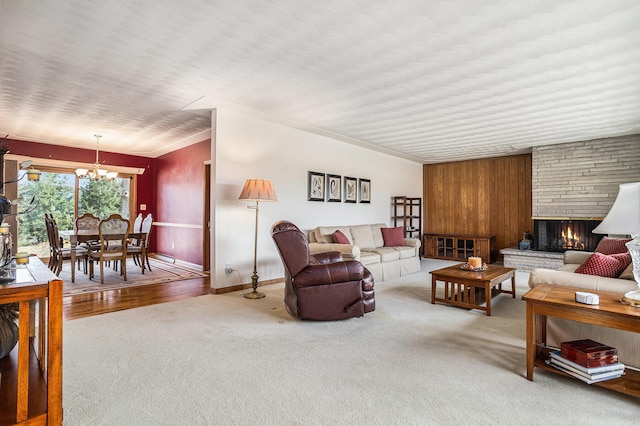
[592,182,640,306]
[238,179,277,299]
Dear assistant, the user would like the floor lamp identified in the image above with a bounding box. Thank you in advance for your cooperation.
[592,182,640,306]
[239,179,277,299]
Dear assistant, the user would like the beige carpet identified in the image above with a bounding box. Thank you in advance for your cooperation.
[62,259,638,425]
[58,257,208,296]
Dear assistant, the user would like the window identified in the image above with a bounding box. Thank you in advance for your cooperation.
[17,167,134,256]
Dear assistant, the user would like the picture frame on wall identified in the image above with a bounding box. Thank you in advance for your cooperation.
[308,171,325,201]
[327,174,342,202]
[359,178,371,203]
[344,176,357,203]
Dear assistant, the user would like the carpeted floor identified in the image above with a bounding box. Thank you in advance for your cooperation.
[58,257,208,296]
[62,259,638,425]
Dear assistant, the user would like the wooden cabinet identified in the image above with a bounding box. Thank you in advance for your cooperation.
[0,258,62,425]
[392,196,422,239]
[423,234,495,263]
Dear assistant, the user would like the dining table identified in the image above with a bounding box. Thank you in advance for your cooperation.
[59,230,147,283]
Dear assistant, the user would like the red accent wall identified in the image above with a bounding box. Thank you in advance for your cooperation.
[3,139,155,218]
[4,137,211,265]
[154,139,211,265]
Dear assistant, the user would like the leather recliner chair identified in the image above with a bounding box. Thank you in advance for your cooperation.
[271,220,375,320]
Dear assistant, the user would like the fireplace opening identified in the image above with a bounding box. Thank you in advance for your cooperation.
[533,219,603,252]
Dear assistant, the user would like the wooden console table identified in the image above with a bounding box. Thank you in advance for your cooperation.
[523,284,640,398]
[0,257,62,425]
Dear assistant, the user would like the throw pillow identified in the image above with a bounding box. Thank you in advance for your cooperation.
[333,230,350,244]
[381,227,405,247]
[595,237,631,255]
[575,252,632,278]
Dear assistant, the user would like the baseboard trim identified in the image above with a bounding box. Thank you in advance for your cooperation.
[210,277,284,294]
[149,253,205,272]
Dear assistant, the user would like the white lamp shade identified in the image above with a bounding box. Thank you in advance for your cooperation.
[238,179,277,202]
[592,182,640,236]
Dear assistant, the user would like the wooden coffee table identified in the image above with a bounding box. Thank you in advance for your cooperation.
[430,264,516,316]
[523,284,640,397]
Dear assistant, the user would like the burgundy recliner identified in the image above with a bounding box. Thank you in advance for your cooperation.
[271,221,375,320]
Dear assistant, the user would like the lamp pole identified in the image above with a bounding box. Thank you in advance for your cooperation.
[245,200,265,299]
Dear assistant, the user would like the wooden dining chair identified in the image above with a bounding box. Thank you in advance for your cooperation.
[45,213,88,275]
[75,212,101,270]
[88,214,130,284]
[127,213,152,272]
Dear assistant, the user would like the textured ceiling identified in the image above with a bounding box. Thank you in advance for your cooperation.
[1,0,639,162]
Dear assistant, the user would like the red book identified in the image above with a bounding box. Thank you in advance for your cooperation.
[561,339,617,367]
[561,353,619,368]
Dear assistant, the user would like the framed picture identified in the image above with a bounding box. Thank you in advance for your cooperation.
[327,174,342,202]
[359,178,371,203]
[308,171,325,201]
[344,176,357,203]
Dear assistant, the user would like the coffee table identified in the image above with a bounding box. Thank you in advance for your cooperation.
[523,284,640,398]
[430,264,516,316]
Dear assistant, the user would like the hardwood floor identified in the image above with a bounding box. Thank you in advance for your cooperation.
[63,276,211,320]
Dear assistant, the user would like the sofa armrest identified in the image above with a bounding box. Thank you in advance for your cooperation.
[564,251,592,265]
[528,268,638,293]
[403,238,421,249]
[309,242,360,260]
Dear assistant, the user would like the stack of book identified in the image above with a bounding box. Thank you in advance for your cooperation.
[547,339,625,384]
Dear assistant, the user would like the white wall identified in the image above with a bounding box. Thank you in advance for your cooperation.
[212,108,423,289]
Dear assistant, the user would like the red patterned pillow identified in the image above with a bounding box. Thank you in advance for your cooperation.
[595,237,631,255]
[333,230,350,244]
[575,252,632,278]
[381,227,405,247]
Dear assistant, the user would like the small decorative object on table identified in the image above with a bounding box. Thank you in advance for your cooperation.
[14,252,29,265]
[519,231,533,250]
[461,257,487,271]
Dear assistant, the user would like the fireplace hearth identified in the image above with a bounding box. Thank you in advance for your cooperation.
[533,219,603,252]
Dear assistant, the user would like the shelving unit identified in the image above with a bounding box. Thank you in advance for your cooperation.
[423,234,495,263]
[392,196,422,239]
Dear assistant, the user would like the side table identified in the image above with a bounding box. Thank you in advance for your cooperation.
[523,284,640,398]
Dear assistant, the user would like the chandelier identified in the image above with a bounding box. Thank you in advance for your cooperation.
[74,134,118,180]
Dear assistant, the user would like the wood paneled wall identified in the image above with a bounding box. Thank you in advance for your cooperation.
[423,154,532,259]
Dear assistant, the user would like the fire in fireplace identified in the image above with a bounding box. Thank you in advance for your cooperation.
[533,219,603,252]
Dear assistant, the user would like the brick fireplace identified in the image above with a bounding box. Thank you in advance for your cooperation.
[502,135,640,270]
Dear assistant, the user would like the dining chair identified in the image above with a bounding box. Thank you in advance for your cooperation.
[127,213,152,272]
[88,214,130,284]
[75,212,101,269]
[45,213,88,275]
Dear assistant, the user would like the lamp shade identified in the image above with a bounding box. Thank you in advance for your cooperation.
[592,182,640,236]
[238,179,277,202]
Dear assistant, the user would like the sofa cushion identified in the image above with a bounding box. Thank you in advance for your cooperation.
[619,263,635,280]
[575,252,632,278]
[370,224,386,248]
[595,237,631,255]
[359,251,381,265]
[366,247,400,262]
[350,225,376,249]
[381,227,405,247]
[394,245,416,259]
[315,226,352,244]
[333,230,350,244]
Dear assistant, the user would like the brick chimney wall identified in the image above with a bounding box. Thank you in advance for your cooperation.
[532,135,640,218]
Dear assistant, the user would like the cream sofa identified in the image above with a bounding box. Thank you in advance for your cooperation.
[307,224,421,282]
[528,251,639,369]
